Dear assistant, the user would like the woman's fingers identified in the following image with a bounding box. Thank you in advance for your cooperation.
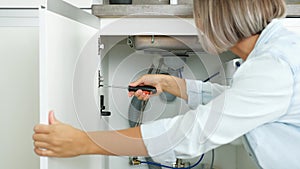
[33,133,49,142]
[128,87,154,100]
[34,124,51,134]
[142,94,151,101]
[128,74,165,100]
[129,76,145,87]
[132,89,150,100]
[33,111,88,158]
[34,148,55,157]
[34,141,50,150]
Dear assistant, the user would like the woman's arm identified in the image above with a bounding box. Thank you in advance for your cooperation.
[129,74,228,108]
[87,127,148,156]
[33,111,148,157]
[140,56,294,163]
[185,79,228,109]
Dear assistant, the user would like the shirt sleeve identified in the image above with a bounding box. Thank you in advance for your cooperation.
[185,79,228,109]
[141,55,294,163]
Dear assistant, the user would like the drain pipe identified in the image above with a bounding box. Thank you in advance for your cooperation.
[128,63,162,169]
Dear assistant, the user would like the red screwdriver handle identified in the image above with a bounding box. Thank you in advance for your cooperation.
[128,85,157,94]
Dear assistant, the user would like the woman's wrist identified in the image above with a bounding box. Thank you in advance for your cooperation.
[82,131,102,155]
[159,74,171,92]
[159,75,187,100]
[80,131,93,155]
[84,131,112,155]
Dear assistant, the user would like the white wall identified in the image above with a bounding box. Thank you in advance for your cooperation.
[0,27,39,169]
[0,0,41,7]
[0,0,94,8]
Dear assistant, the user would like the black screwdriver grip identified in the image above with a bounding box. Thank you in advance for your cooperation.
[128,85,157,94]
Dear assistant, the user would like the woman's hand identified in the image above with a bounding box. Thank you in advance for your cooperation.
[33,111,93,157]
[128,74,167,100]
[129,74,188,101]
[33,111,148,157]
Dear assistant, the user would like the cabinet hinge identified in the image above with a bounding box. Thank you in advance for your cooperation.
[98,37,104,56]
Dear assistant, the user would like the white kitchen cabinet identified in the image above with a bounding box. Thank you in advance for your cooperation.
[0,0,95,8]
[38,0,104,169]
[37,2,241,169]
[31,1,300,169]
[1,0,299,169]
[36,1,200,169]
[96,14,300,169]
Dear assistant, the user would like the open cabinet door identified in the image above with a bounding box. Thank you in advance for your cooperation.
[39,0,104,169]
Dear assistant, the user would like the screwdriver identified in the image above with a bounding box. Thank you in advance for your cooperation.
[100,85,157,95]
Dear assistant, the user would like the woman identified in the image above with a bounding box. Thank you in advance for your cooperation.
[33,0,300,168]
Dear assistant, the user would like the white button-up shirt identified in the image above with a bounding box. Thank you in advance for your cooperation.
[141,19,300,168]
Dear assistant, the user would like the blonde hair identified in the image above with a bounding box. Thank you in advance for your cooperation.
[193,0,287,55]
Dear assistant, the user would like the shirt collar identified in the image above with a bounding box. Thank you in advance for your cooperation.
[247,19,284,60]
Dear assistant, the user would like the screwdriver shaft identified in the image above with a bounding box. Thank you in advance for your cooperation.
[102,85,128,90]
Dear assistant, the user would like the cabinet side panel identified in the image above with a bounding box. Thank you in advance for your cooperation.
[0,26,39,169]
[39,8,103,169]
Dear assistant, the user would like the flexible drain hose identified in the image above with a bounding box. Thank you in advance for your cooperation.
[128,63,162,169]
[128,96,162,169]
